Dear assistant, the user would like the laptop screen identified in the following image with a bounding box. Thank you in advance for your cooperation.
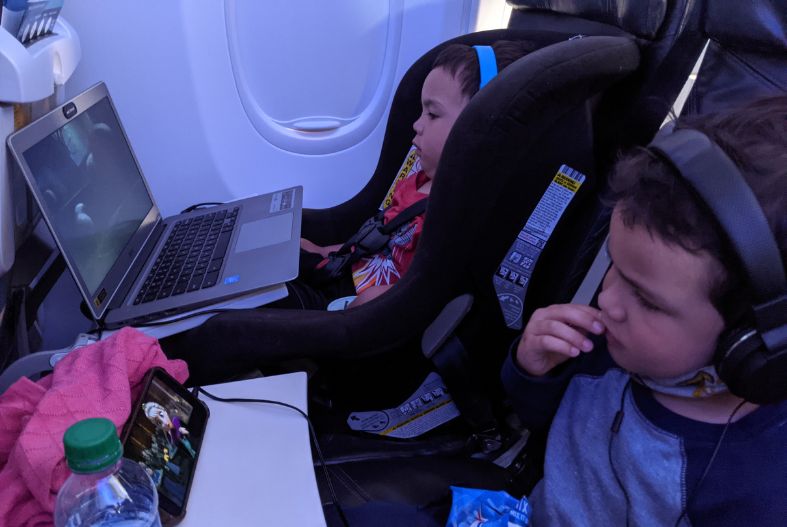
[22,97,153,295]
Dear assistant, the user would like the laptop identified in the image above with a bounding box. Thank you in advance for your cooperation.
[8,82,302,329]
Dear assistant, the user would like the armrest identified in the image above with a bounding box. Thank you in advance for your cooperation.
[421,294,474,359]
[0,333,97,394]
[0,348,62,393]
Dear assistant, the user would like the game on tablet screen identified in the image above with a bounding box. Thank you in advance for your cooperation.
[122,368,208,521]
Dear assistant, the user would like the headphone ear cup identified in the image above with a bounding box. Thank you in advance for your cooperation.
[716,326,787,404]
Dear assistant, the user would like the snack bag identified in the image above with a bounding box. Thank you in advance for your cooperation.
[446,486,531,527]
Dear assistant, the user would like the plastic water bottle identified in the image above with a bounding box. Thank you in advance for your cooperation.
[55,418,162,527]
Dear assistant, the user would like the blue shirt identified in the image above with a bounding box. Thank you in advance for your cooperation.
[501,345,787,526]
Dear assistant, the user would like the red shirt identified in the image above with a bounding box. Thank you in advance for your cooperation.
[351,171,428,293]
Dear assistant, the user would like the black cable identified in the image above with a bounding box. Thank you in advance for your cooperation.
[130,308,237,328]
[673,399,747,527]
[180,202,224,214]
[610,379,749,526]
[85,326,104,340]
[196,387,350,527]
[608,378,632,527]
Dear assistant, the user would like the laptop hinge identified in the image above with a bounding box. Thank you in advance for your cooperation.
[109,220,168,310]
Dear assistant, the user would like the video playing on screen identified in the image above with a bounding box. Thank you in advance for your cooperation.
[23,97,153,294]
[124,378,198,507]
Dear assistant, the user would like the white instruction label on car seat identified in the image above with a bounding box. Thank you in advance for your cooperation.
[379,145,422,210]
[346,372,459,439]
[494,165,586,330]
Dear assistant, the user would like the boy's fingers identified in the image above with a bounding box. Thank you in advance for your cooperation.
[517,304,606,375]
[536,304,605,335]
[531,319,594,352]
[537,335,581,358]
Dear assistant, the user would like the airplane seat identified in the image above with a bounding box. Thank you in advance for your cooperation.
[507,0,706,148]
[678,0,787,115]
[418,0,707,443]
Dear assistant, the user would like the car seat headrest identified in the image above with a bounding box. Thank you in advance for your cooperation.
[507,0,668,39]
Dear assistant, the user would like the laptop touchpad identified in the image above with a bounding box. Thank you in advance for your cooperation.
[235,213,293,252]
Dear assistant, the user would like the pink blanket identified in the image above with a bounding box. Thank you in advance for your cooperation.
[0,327,188,527]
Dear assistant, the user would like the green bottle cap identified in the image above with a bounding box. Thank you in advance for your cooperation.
[63,418,123,474]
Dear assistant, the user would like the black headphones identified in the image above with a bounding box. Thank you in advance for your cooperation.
[648,129,787,404]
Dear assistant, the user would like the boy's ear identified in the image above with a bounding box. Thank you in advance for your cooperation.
[648,128,787,404]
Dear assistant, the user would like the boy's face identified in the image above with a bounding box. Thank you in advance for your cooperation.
[597,207,726,379]
[412,66,470,179]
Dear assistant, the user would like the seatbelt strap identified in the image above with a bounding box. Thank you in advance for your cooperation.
[570,234,611,305]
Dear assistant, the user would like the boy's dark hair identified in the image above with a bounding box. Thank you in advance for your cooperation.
[608,96,787,325]
[432,40,538,99]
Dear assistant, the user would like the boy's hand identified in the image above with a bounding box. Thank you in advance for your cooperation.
[300,238,342,258]
[515,304,605,377]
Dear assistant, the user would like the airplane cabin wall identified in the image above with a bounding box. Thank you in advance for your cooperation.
[59,0,512,217]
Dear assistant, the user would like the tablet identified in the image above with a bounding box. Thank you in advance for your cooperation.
[121,367,209,525]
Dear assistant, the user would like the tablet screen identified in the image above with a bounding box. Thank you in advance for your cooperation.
[123,371,207,516]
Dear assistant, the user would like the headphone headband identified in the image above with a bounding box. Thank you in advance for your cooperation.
[649,129,786,299]
[649,128,787,351]
[473,45,498,90]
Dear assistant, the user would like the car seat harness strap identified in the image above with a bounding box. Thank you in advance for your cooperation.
[317,197,428,281]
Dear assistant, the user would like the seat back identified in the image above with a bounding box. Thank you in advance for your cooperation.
[682,1,787,115]
[507,1,707,149]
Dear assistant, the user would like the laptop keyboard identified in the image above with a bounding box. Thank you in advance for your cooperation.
[133,207,240,305]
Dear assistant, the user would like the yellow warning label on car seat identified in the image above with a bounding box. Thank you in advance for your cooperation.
[554,171,582,192]
[380,145,421,210]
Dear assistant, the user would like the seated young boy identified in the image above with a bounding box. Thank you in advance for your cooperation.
[291,39,536,309]
[502,96,787,525]
[161,40,535,382]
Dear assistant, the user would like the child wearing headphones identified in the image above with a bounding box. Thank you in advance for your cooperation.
[296,40,536,308]
[502,96,787,525]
